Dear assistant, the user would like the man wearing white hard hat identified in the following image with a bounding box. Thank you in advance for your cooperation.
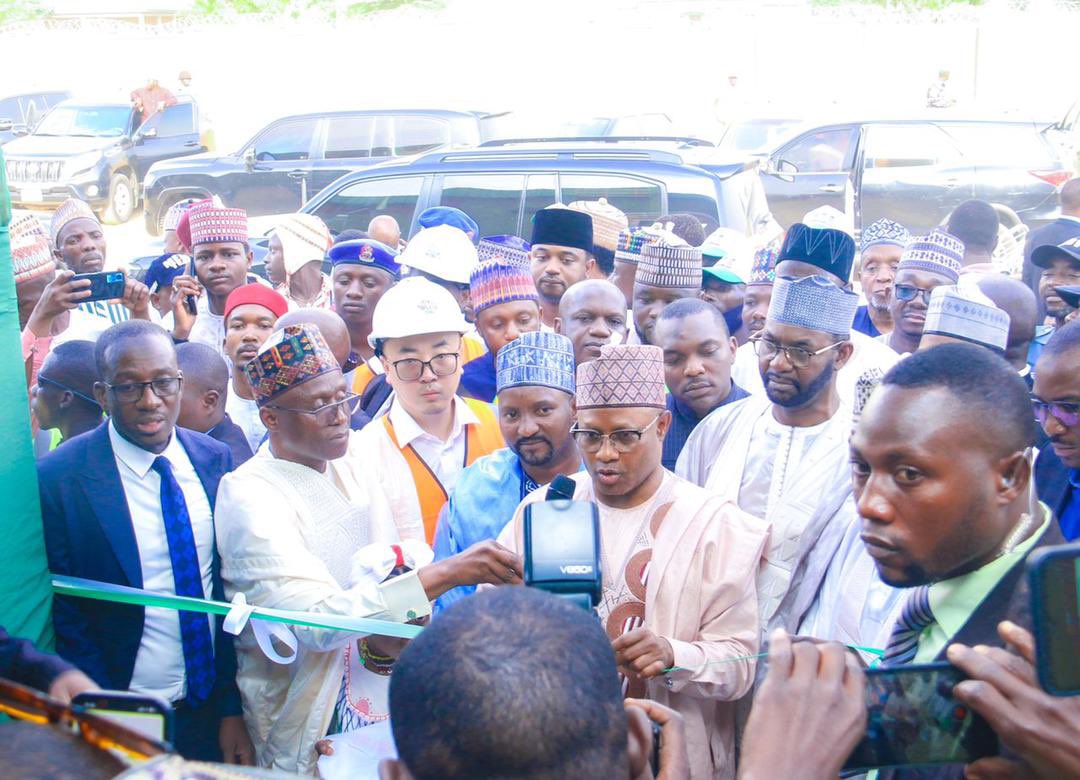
[700,228,754,345]
[397,223,487,363]
[348,277,504,545]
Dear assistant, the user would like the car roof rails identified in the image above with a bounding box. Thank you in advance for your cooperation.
[478,136,716,148]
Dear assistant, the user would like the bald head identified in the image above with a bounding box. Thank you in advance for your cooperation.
[1061,178,1080,215]
[367,215,401,249]
[275,307,352,367]
[559,278,626,318]
[555,279,629,364]
[176,342,229,394]
[975,274,1038,369]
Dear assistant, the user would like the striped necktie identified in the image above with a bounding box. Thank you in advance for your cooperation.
[881,584,935,666]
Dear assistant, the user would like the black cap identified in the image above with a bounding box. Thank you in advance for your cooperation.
[530,208,593,254]
[777,222,856,283]
[1055,284,1080,309]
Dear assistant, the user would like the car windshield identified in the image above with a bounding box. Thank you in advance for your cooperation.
[719,120,804,154]
[34,105,130,137]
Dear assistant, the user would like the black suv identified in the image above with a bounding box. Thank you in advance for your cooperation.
[0,91,70,145]
[294,138,775,241]
[758,118,1068,234]
[142,109,488,235]
[4,97,205,223]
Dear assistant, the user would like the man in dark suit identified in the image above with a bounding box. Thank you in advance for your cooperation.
[1022,177,1080,310]
[38,320,253,763]
[1033,320,1080,541]
[175,342,253,465]
[851,344,1064,779]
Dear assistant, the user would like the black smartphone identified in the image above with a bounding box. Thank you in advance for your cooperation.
[842,662,998,772]
[184,255,198,315]
[72,690,174,744]
[1027,544,1080,696]
[71,270,126,303]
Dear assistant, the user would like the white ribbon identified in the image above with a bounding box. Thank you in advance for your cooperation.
[224,592,299,665]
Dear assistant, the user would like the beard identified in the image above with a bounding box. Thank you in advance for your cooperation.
[765,360,835,408]
[512,435,555,467]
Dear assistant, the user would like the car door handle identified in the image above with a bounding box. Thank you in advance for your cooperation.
[183,140,199,147]
[818,183,844,193]
[287,170,308,180]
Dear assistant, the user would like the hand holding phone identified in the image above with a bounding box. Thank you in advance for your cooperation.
[71,690,173,745]
[169,273,203,340]
[25,269,92,335]
[1027,544,1080,696]
[70,270,126,303]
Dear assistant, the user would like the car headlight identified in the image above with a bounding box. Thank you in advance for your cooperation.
[65,151,103,176]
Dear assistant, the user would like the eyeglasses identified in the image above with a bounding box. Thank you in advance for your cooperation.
[1032,400,1080,428]
[38,376,101,406]
[571,412,663,453]
[893,284,935,304]
[266,393,361,425]
[391,352,460,382]
[750,335,844,369]
[104,374,183,403]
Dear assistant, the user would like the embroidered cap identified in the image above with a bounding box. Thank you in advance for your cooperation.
[478,234,531,266]
[897,230,964,284]
[749,244,780,285]
[163,198,200,233]
[49,198,99,248]
[777,222,857,284]
[767,274,859,336]
[273,213,332,276]
[497,331,575,396]
[567,198,628,252]
[923,285,1010,352]
[11,214,56,284]
[614,226,658,266]
[186,205,249,248]
[243,323,340,405]
[576,344,666,410]
[470,258,539,315]
[637,235,702,290]
[860,218,911,252]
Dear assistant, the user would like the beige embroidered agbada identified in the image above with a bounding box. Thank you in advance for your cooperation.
[497,470,770,780]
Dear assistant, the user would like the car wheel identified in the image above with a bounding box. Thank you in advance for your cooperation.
[101,173,135,224]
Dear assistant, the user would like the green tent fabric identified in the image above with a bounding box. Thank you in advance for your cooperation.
[0,149,54,648]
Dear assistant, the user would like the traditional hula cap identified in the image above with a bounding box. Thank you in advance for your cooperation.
[329,238,401,278]
[273,213,332,275]
[637,234,702,290]
[496,331,575,396]
[418,206,479,241]
[470,258,539,315]
[163,198,199,233]
[173,197,215,252]
[567,198,628,252]
[778,223,857,284]
[767,274,859,336]
[802,205,854,237]
[477,234,531,266]
[923,285,1010,352]
[244,323,340,406]
[368,276,468,348]
[749,244,780,285]
[186,204,249,248]
[223,283,289,322]
[10,214,56,285]
[860,218,910,253]
[143,252,190,292]
[530,206,594,254]
[701,227,753,284]
[1056,284,1080,309]
[897,229,963,284]
[399,224,479,284]
[1031,236,1080,269]
[614,226,659,266]
[50,198,99,248]
[576,344,666,410]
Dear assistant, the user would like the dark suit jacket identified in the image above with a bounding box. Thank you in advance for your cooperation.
[0,625,73,693]
[1022,217,1080,307]
[37,422,241,716]
[1035,445,1073,532]
[206,415,253,466]
[879,520,1066,780]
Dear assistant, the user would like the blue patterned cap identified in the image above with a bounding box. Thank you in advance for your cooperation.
[478,234,531,266]
[328,239,401,279]
[496,331,575,396]
[897,230,963,284]
[778,223,856,283]
[923,285,1009,352]
[767,275,859,335]
[860,218,910,252]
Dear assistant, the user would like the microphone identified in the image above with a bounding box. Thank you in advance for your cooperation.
[547,474,576,502]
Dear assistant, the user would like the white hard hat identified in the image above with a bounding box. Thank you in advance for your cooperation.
[398,224,478,284]
[368,276,468,348]
[702,227,753,284]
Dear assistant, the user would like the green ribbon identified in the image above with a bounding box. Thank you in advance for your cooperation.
[51,575,424,640]
[662,643,884,674]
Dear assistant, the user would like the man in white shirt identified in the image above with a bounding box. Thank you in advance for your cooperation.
[348,277,504,544]
[38,320,253,763]
[678,274,861,634]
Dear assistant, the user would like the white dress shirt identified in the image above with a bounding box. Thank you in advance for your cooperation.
[108,422,215,703]
[386,396,479,495]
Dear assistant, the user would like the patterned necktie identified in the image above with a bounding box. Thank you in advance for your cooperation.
[881,584,935,666]
[151,456,215,705]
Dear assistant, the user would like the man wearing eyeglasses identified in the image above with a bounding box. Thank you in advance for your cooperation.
[496,343,769,780]
[348,277,504,545]
[38,320,254,764]
[214,321,521,772]
[1033,320,1080,541]
[678,274,860,636]
[881,230,964,355]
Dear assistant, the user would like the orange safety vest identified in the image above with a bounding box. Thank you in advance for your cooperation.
[381,398,503,543]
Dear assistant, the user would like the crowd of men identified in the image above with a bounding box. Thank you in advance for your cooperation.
[4,177,1080,779]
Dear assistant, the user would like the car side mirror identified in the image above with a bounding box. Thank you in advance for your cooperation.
[768,158,797,183]
[0,119,12,132]
[137,127,158,143]
[12,123,28,137]
[243,147,256,170]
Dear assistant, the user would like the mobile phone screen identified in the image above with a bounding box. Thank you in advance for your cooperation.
[842,663,997,771]
[1033,553,1080,694]
[86,707,167,741]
